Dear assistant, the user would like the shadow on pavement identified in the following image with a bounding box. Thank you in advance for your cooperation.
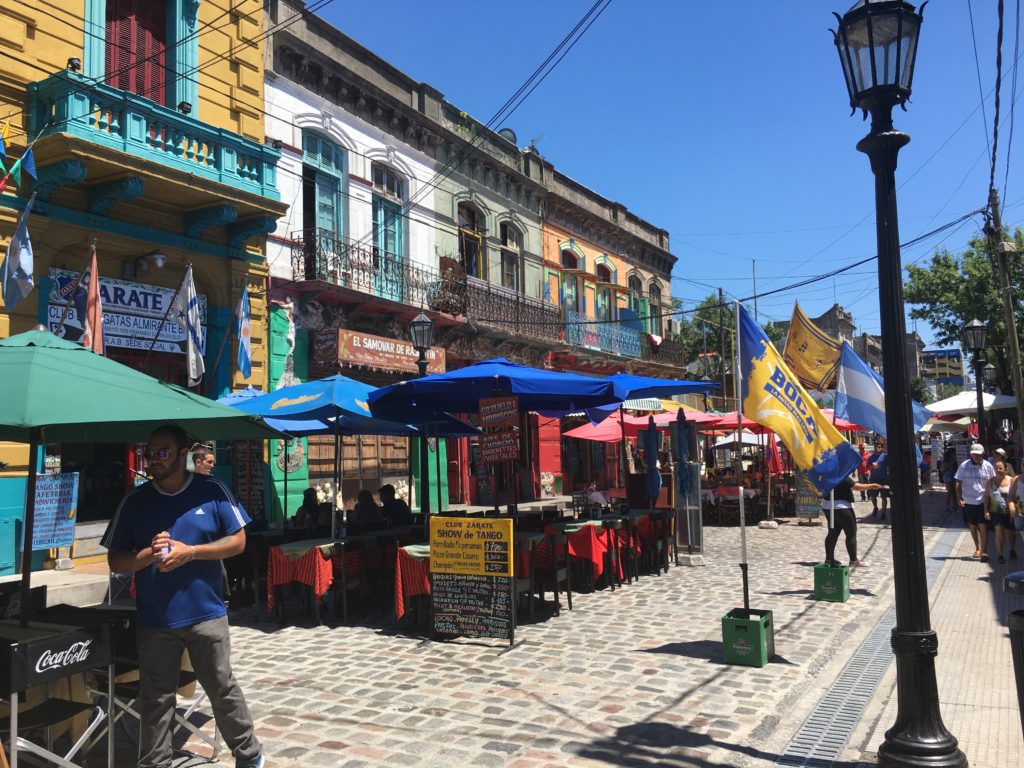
[573,720,786,767]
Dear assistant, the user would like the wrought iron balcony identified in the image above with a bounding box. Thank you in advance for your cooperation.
[290,229,466,314]
[641,334,688,368]
[564,309,641,358]
[27,71,280,200]
[465,277,563,344]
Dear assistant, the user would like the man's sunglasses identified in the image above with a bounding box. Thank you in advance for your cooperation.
[144,448,180,460]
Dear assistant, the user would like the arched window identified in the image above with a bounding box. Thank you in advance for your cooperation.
[458,204,484,278]
[499,222,521,291]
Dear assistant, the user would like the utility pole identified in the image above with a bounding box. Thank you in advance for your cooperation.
[752,259,758,320]
[988,188,1024,439]
[718,287,727,409]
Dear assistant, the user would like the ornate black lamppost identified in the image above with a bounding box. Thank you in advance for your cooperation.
[964,318,988,449]
[833,2,966,766]
[409,313,434,515]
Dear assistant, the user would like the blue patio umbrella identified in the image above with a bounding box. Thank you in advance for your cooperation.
[368,358,620,420]
[607,372,719,401]
[641,415,663,507]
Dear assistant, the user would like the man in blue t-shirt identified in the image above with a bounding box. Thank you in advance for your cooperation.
[103,425,263,768]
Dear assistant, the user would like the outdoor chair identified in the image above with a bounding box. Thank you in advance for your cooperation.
[718,496,742,527]
[514,538,537,620]
[600,520,623,591]
[534,531,572,614]
[571,492,587,518]
[89,653,222,761]
[618,516,641,584]
[330,540,365,623]
[0,693,104,768]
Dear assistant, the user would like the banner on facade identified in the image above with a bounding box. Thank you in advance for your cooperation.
[313,329,445,374]
[32,472,79,550]
[48,269,207,355]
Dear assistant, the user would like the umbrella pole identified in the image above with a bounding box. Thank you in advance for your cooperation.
[333,413,341,538]
[435,431,443,513]
[739,485,749,612]
[619,406,628,489]
[19,430,39,628]
[283,438,289,521]
[407,437,414,512]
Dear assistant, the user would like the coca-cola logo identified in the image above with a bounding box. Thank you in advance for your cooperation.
[34,640,92,673]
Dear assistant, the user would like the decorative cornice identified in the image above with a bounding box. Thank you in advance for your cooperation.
[185,204,238,238]
[87,176,144,215]
[33,160,87,201]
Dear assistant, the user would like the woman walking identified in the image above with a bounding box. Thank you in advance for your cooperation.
[822,473,885,569]
[986,460,1017,563]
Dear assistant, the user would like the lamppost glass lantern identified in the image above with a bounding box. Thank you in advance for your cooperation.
[409,313,434,353]
[963,317,988,353]
[833,0,924,117]
[983,362,997,388]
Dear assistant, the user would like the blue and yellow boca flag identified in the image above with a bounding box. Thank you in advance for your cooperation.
[738,303,860,493]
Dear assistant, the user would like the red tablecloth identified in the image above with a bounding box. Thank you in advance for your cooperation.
[394,548,431,620]
[267,544,334,612]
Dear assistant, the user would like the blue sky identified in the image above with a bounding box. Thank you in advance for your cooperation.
[318,0,1015,349]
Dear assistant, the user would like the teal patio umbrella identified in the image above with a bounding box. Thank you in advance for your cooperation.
[0,330,282,624]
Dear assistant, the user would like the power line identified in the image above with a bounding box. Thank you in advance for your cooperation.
[1005,0,1022,198]
[991,0,1007,197]
[968,0,994,161]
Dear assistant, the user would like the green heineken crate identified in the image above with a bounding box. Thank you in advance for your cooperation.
[814,563,850,602]
[721,608,775,667]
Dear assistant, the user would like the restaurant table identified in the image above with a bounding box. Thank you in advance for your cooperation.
[266,538,338,618]
[0,617,114,768]
[394,544,431,621]
[702,487,761,505]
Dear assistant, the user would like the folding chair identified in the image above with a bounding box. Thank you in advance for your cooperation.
[1,691,105,768]
[89,651,221,761]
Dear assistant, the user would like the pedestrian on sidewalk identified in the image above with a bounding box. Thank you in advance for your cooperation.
[102,425,264,768]
[857,443,870,501]
[983,459,1017,564]
[867,443,889,520]
[190,443,215,476]
[942,444,958,512]
[955,443,996,563]
[821,474,885,569]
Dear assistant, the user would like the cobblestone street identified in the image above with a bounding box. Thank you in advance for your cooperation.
[145,492,973,768]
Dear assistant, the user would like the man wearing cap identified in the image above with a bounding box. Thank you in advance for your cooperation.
[955,443,997,562]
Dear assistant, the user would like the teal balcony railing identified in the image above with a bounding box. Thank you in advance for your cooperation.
[27,71,280,200]
[565,308,641,358]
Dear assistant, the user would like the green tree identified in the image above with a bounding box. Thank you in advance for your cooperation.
[909,377,928,403]
[933,383,961,403]
[904,227,1024,393]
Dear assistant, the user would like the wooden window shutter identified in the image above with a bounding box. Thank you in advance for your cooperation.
[106,0,167,105]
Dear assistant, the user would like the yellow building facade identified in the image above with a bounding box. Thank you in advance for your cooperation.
[0,0,285,568]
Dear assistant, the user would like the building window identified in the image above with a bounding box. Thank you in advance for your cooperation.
[649,283,663,336]
[561,250,580,312]
[373,163,405,203]
[499,221,521,291]
[595,264,612,321]
[371,163,404,259]
[106,0,168,104]
[458,204,484,278]
[301,131,345,248]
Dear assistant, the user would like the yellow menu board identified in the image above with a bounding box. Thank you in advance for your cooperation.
[429,517,514,577]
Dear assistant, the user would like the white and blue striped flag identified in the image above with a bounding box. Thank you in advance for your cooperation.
[0,193,35,312]
[235,283,252,380]
[173,265,205,387]
[835,341,930,436]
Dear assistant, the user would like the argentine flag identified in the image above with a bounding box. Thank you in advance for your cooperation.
[835,342,931,436]
[235,283,252,380]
